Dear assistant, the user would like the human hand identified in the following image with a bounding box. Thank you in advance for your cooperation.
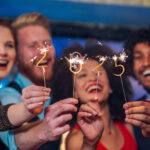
[123,101,150,137]
[78,99,104,147]
[38,98,78,141]
[21,85,50,114]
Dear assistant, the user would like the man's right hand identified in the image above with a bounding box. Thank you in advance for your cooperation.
[38,98,78,141]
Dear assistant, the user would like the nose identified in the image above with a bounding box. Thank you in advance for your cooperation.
[143,55,150,67]
[89,71,98,81]
[0,44,7,56]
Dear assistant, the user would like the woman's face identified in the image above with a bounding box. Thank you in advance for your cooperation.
[74,59,112,104]
[0,26,16,81]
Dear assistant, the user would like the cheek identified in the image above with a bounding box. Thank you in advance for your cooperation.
[133,61,140,73]
[9,50,16,62]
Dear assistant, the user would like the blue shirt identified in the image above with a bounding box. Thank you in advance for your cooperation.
[0,73,51,150]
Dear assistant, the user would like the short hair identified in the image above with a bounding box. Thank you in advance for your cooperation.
[11,12,51,36]
[50,41,132,125]
[124,27,150,76]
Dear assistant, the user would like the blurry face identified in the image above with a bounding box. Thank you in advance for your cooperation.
[74,59,112,104]
[133,42,150,89]
[0,26,16,81]
[17,25,55,84]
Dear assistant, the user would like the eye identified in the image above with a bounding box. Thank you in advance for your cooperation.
[133,54,143,60]
[77,73,87,78]
[5,42,15,49]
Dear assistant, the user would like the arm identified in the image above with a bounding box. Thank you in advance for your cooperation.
[123,101,150,137]
[67,100,104,150]
[14,98,78,150]
[7,85,50,127]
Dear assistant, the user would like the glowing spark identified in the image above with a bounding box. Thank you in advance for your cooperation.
[119,51,128,62]
[66,52,85,74]
[112,55,118,61]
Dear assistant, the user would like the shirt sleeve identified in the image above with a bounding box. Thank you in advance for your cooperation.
[0,104,20,131]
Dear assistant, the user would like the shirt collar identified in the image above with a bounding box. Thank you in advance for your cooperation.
[14,73,33,89]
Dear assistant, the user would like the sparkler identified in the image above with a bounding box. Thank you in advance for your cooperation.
[112,51,128,102]
[65,52,85,97]
[94,55,107,99]
[30,44,49,114]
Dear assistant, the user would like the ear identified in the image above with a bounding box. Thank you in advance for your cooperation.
[109,87,113,94]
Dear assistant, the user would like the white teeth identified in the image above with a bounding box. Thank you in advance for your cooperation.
[87,85,101,92]
[143,70,150,76]
[39,60,48,65]
[0,60,7,64]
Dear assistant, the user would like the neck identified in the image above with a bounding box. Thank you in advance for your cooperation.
[99,102,114,134]
[19,72,44,86]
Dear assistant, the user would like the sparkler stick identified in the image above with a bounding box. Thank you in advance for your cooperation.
[94,55,106,99]
[113,51,128,102]
[31,46,49,114]
[66,52,84,97]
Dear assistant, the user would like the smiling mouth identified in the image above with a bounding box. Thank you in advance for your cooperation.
[143,70,150,78]
[87,84,103,93]
[0,60,8,67]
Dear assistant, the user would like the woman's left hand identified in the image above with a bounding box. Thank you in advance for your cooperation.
[77,99,104,147]
[123,101,150,137]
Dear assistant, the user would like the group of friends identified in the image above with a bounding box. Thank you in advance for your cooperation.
[0,13,150,150]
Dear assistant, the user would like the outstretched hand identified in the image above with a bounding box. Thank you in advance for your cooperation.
[123,101,150,137]
[22,85,50,114]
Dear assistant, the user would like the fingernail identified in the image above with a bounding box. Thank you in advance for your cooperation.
[44,97,50,100]
[44,92,50,96]
[125,110,128,114]
[125,104,128,109]
[38,102,43,105]
[87,113,92,116]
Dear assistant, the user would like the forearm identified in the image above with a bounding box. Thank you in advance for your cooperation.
[0,104,18,131]
[8,103,35,126]
[15,120,47,150]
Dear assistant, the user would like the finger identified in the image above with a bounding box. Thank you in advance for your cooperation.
[22,90,50,99]
[123,101,148,109]
[52,114,73,127]
[46,98,78,111]
[54,124,70,137]
[26,102,44,110]
[25,96,49,104]
[125,106,150,115]
[78,112,93,118]
[87,100,101,114]
[80,105,98,116]
[125,118,147,128]
[126,114,150,124]
[45,103,77,118]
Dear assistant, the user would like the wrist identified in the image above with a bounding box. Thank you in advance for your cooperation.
[82,136,98,150]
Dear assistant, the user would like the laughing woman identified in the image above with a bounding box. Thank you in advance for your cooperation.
[0,18,50,131]
[51,42,137,150]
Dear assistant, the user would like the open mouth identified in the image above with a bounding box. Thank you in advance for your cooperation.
[0,60,8,68]
[86,84,103,93]
[38,59,49,66]
[143,70,150,78]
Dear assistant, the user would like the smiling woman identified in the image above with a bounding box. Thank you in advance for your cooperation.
[50,41,137,150]
[0,19,16,81]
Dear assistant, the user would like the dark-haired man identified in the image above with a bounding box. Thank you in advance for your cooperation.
[123,28,150,150]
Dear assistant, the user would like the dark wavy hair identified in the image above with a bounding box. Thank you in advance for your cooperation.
[124,27,150,76]
[50,41,132,124]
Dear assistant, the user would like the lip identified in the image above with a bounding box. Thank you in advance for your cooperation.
[86,83,103,93]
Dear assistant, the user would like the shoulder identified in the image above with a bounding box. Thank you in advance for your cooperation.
[124,123,135,138]
[66,128,83,150]
[0,87,21,105]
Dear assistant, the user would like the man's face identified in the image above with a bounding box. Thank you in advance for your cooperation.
[17,25,55,84]
[133,42,150,89]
